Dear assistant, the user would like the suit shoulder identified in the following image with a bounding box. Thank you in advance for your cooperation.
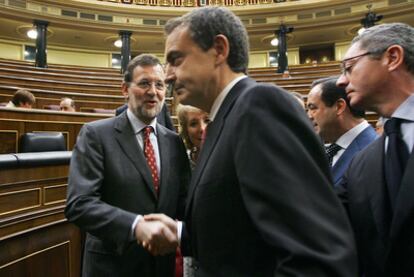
[157,124,179,139]
[350,136,383,166]
[241,79,296,104]
[83,116,116,132]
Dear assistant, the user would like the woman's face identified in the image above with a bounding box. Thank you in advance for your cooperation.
[186,110,210,148]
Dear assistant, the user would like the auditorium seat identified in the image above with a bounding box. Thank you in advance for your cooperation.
[44,104,61,111]
[20,132,67,153]
[92,108,115,114]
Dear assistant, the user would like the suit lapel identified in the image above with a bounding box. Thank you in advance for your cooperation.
[114,113,157,199]
[332,143,358,184]
[185,77,253,217]
[366,136,391,241]
[332,127,375,184]
[157,125,170,203]
[390,150,414,240]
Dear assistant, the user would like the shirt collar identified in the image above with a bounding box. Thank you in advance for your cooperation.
[391,94,414,122]
[336,120,370,149]
[126,108,158,135]
[209,75,247,121]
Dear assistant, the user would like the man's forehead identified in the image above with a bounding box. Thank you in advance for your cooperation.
[165,26,190,50]
[133,64,164,78]
[343,42,363,60]
[309,84,323,98]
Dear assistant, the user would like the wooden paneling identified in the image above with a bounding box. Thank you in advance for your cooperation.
[0,158,81,277]
[0,130,18,153]
[0,188,41,216]
[0,107,110,154]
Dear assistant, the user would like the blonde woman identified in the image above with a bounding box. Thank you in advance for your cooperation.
[177,104,210,169]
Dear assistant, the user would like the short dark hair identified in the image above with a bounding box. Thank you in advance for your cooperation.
[311,76,365,118]
[164,7,249,74]
[12,89,35,106]
[123,54,162,83]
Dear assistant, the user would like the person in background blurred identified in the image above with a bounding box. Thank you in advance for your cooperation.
[60,97,76,112]
[6,89,35,109]
[177,104,210,169]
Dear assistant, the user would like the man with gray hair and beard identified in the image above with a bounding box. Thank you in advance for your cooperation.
[65,54,190,277]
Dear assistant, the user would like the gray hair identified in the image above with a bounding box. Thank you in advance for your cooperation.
[352,23,414,75]
[123,54,162,83]
[164,7,249,74]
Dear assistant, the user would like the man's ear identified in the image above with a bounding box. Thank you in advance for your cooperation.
[336,98,347,115]
[121,82,129,99]
[212,34,230,66]
[385,45,404,72]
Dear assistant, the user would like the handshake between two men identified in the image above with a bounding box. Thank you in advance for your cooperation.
[135,213,180,256]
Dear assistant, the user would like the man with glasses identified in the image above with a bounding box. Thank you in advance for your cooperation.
[65,54,190,277]
[336,23,414,277]
[307,76,376,187]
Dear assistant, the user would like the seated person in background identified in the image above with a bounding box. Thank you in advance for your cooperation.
[177,104,209,169]
[59,97,76,112]
[6,89,35,108]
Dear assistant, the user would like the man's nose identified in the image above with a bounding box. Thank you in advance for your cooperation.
[336,74,348,88]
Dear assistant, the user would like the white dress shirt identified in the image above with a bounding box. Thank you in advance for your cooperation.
[384,94,414,154]
[332,120,370,166]
[126,109,161,240]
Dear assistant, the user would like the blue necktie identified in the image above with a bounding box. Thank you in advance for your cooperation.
[384,118,409,209]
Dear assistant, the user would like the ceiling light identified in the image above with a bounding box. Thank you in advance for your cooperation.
[270,38,279,46]
[114,39,122,48]
[27,29,38,39]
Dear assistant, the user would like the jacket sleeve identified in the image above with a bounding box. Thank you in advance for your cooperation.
[65,124,137,254]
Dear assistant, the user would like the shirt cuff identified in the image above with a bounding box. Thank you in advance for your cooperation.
[177,220,182,246]
[131,214,142,241]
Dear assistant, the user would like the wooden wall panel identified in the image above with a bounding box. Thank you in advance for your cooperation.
[0,130,18,153]
[0,161,82,277]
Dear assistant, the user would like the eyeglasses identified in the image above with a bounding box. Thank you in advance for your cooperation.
[131,80,165,90]
[340,52,371,76]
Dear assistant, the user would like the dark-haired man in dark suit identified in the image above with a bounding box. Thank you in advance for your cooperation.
[65,53,190,277]
[307,76,377,187]
[143,6,358,277]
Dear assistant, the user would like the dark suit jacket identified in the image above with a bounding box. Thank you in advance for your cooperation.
[65,112,190,277]
[116,103,175,131]
[338,136,414,277]
[331,125,377,187]
[183,77,358,277]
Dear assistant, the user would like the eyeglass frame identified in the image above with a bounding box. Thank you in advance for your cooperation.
[340,52,372,77]
[129,79,166,91]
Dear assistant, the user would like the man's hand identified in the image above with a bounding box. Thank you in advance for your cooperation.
[135,214,178,256]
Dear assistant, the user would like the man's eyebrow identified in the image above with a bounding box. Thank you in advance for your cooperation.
[166,51,181,63]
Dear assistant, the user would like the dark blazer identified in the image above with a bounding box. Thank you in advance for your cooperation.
[331,125,377,187]
[65,112,190,277]
[116,103,175,131]
[183,77,358,277]
[338,136,414,277]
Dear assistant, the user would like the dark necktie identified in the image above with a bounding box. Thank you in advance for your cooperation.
[325,143,342,167]
[143,126,159,195]
[384,118,409,207]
